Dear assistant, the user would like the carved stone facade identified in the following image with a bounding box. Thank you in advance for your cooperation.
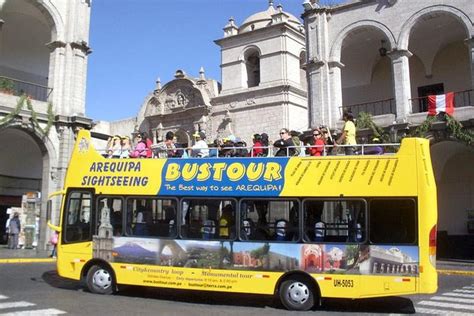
[137,70,218,146]
[103,2,308,146]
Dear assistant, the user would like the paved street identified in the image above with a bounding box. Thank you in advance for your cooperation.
[0,262,473,315]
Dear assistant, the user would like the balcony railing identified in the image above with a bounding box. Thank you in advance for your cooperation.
[410,89,474,114]
[341,98,395,117]
[0,76,52,102]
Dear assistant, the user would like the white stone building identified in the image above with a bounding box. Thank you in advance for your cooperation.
[303,0,474,257]
[0,0,92,249]
[101,1,308,147]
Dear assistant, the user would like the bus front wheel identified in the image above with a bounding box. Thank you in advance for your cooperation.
[86,265,115,295]
[279,278,315,311]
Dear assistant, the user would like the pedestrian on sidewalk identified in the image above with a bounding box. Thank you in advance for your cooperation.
[7,212,21,249]
[50,231,59,258]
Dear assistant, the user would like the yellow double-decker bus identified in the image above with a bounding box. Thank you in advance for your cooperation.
[48,130,437,311]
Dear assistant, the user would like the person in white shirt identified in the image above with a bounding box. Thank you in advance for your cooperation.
[190,132,209,157]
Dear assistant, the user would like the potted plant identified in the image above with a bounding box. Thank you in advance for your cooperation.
[0,78,16,95]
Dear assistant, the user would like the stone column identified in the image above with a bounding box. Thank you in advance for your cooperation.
[465,37,474,90]
[46,41,67,107]
[304,8,331,129]
[328,61,345,128]
[70,41,91,116]
[307,60,327,128]
[388,50,412,121]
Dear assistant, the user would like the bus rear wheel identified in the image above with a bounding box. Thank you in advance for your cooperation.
[279,278,315,311]
[86,265,115,295]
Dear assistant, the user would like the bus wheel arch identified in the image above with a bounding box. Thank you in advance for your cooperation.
[82,259,117,295]
[275,271,320,311]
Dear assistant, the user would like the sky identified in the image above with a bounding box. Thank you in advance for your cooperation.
[86,0,341,122]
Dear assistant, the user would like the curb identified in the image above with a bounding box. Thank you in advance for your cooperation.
[437,269,474,276]
[0,258,56,264]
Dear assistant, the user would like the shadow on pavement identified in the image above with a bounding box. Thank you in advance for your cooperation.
[42,270,83,291]
[41,270,416,313]
[322,296,416,314]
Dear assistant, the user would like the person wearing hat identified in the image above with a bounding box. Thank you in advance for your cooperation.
[191,131,209,157]
[364,137,384,155]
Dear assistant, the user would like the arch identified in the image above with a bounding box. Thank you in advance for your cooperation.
[239,45,263,62]
[9,0,65,42]
[0,124,58,179]
[241,46,261,88]
[430,140,474,238]
[0,124,57,250]
[174,128,191,148]
[330,20,397,62]
[398,5,473,50]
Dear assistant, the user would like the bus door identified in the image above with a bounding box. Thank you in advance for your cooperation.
[59,190,94,277]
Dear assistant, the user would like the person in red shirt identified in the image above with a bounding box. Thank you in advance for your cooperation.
[250,134,264,157]
[309,128,325,156]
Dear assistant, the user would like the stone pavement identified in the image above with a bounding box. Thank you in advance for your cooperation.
[0,245,473,275]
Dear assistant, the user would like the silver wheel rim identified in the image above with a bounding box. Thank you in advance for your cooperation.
[287,282,309,305]
[92,269,112,290]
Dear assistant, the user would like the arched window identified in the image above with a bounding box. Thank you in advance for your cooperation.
[244,49,260,88]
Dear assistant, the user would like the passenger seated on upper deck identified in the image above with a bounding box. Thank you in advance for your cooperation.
[190,132,209,158]
[363,137,384,155]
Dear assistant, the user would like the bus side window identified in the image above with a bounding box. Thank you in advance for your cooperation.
[241,199,298,242]
[369,199,416,244]
[304,200,325,242]
[304,200,365,243]
[63,191,92,244]
[125,198,177,238]
[180,199,235,240]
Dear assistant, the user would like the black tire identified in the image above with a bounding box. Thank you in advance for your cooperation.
[279,278,315,311]
[86,264,115,295]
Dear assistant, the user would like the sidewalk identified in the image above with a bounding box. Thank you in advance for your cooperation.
[0,245,54,263]
[0,245,472,275]
[436,259,474,276]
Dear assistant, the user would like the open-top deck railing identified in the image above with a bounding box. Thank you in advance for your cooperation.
[0,76,52,102]
[410,89,474,114]
[100,143,401,158]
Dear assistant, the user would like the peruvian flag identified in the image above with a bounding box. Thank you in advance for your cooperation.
[427,92,454,116]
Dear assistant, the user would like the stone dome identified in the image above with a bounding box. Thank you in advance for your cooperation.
[239,2,302,34]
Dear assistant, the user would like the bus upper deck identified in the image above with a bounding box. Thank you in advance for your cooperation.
[67,130,433,199]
